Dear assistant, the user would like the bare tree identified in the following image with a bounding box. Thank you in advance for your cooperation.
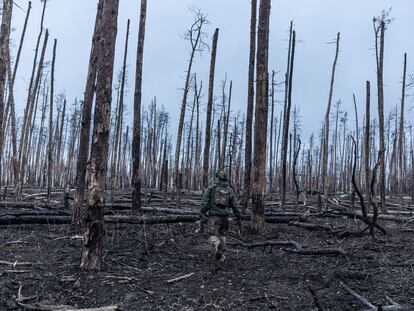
[364,81,371,210]
[280,25,295,208]
[202,28,219,188]
[321,32,340,207]
[174,9,208,207]
[398,53,407,198]
[46,39,57,206]
[243,0,257,211]
[132,0,147,212]
[0,0,13,188]
[5,1,31,185]
[373,11,391,213]
[73,0,104,227]
[80,0,119,271]
[251,0,271,233]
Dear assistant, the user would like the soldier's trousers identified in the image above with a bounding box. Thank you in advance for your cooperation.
[207,216,229,257]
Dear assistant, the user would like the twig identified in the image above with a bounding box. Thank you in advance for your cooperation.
[339,281,376,309]
[309,286,324,311]
[166,272,194,284]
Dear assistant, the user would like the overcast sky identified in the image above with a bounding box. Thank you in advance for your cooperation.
[9,0,414,142]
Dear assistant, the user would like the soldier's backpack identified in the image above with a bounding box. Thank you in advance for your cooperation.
[213,185,231,208]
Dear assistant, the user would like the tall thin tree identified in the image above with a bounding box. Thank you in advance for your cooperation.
[132,0,147,212]
[46,39,57,206]
[73,0,104,227]
[80,0,119,271]
[243,0,257,210]
[251,0,271,233]
[202,28,219,188]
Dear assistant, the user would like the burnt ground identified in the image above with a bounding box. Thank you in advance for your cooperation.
[1,204,414,310]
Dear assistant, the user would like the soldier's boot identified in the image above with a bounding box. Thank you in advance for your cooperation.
[209,235,224,261]
[217,236,226,262]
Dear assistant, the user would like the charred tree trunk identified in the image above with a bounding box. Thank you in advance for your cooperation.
[280,26,295,208]
[111,19,130,190]
[202,28,219,188]
[322,32,340,207]
[174,11,207,207]
[80,0,119,271]
[398,53,407,198]
[132,0,147,212]
[6,1,31,185]
[46,39,57,207]
[269,70,275,193]
[73,0,104,227]
[374,20,386,213]
[364,81,371,210]
[0,0,13,188]
[251,0,271,233]
[243,0,257,210]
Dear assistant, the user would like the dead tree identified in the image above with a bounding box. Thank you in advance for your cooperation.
[251,0,271,233]
[370,150,384,237]
[373,15,387,213]
[351,136,367,218]
[174,9,207,207]
[73,0,104,227]
[364,81,371,210]
[280,26,295,208]
[5,1,31,184]
[17,29,49,200]
[398,53,407,198]
[80,0,119,271]
[46,39,57,206]
[293,137,301,203]
[111,19,130,190]
[132,0,147,212]
[16,0,47,200]
[202,28,219,188]
[321,32,340,207]
[269,70,275,193]
[243,0,257,210]
[222,80,232,168]
[55,97,66,187]
[0,0,13,187]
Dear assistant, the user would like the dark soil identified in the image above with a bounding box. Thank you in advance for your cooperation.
[1,206,414,310]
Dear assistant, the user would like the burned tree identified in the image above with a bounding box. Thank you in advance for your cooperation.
[46,39,57,206]
[251,0,271,233]
[80,0,119,271]
[321,32,340,207]
[364,81,371,210]
[5,1,31,184]
[0,0,13,188]
[243,0,257,210]
[74,0,104,227]
[373,12,391,213]
[398,53,407,198]
[132,0,147,212]
[174,9,208,208]
[280,24,295,208]
[202,28,219,188]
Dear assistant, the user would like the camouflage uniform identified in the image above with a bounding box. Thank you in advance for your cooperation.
[200,171,241,261]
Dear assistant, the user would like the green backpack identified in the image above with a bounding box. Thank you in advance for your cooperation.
[213,185,231,208]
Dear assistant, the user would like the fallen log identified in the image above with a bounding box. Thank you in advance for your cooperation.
[0,215,71,225]
[234,239,346,256]
[106,215,199,224]
[0,213,305,226]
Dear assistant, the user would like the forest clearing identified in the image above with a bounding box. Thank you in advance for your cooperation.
[1,0,414,310]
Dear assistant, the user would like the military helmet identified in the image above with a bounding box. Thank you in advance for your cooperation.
[215,170,228,181]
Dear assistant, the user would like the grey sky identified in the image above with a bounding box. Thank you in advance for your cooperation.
[9,0,414,142]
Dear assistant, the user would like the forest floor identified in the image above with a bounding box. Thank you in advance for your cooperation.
[1,194,414,310]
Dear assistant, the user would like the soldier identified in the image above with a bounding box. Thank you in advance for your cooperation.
[200,170,242,262]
